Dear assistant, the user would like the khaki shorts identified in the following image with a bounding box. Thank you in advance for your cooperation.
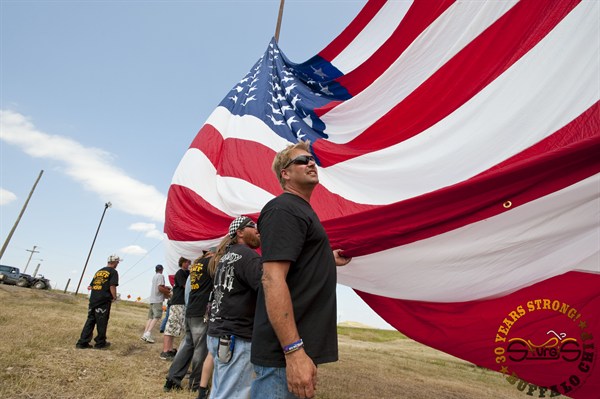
[148,302,163,319]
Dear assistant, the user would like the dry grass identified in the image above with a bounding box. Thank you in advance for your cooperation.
[0,284,525,399]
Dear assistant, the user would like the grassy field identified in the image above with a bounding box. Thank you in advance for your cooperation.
[0,284,526,399]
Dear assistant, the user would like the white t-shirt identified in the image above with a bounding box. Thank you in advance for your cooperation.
[148,272,166,303]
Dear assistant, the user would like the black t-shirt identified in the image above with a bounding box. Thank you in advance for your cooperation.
[170,268,190,306]
[251,193,338,367]
[88,266,119,308]
[208,244,262,340]
[187,257,213,318]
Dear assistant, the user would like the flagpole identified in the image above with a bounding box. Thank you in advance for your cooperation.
[274,0,285,43]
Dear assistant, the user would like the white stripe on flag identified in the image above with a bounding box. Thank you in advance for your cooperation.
[337,173,600,301]
[321,0,518,141]
[331,0,412,74]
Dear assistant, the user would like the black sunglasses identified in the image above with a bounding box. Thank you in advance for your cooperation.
[283,155,315,169]
[243,222,257,229]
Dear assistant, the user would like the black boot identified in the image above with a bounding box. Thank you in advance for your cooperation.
[163,378,182,392]
[196,386,208,399]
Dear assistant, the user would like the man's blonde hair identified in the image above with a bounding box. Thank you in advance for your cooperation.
[208,234,236,277]
[272,140,311,189]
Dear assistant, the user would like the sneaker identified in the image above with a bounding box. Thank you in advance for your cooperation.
[75,343,92,349]
[141,334,155,343]
[163,378,182,392]
[160,351,175,360]
[94,342,111,349]
[169,348,177,355]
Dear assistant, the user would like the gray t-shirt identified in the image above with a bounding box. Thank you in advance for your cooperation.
[148,272,166,304]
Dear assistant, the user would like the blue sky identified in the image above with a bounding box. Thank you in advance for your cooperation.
[0,0,392,329]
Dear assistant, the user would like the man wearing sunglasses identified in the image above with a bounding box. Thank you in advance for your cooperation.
[251,141,351,399]
[205,215,262,399]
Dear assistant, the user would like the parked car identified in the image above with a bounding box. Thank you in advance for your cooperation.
[16,273,32,287]
[31,275,51,290]
[15,272,50,289]
[0,265,21,285]
[0,266,50,289]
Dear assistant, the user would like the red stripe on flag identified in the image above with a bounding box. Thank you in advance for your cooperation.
[314,100,342,118]
[169,106,598,243]
[164,184,243,241]
[189,124,223,167]
[317,0,388,62]
[189,126,379,221]
[328,134,600,257]
[485,102,599,174]
[331,0,454,96]
[314,0,581,166]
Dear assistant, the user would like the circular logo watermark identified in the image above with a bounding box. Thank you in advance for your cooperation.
[493,298,596,397]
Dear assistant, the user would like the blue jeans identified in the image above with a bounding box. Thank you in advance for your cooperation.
[167,316,208,389]
[250,364,299,399]
[160,305,170,333]
[208,335,254,399]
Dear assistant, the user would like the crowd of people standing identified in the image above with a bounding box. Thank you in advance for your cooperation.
[75,141,351,399]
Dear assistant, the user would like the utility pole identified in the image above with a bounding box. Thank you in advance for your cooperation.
[23,245,39,274]
[75,202,112,295]
[33,263,41,277]
[0,170,44,260]
[64,278,71,294]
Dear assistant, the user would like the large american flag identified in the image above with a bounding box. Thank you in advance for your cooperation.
[165,1,599,396]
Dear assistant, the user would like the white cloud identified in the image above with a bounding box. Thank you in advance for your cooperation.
[0,110,166,221]
[130,222,156,232]
[129,222,165,240]
[0,188,17,205]
[146,230,166,240]
[120,245,148,255]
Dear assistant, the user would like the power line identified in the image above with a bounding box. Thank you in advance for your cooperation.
[118,239,163,283]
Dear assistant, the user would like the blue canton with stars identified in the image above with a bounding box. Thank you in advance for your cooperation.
[218,38,352,155]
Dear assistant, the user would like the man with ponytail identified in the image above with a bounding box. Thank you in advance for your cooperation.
[206,215,262,399]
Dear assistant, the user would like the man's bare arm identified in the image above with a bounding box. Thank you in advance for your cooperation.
[262,261,297,343]
[262,261,317,398]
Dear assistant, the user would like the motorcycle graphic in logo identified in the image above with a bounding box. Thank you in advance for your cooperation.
[493,299,595,397]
